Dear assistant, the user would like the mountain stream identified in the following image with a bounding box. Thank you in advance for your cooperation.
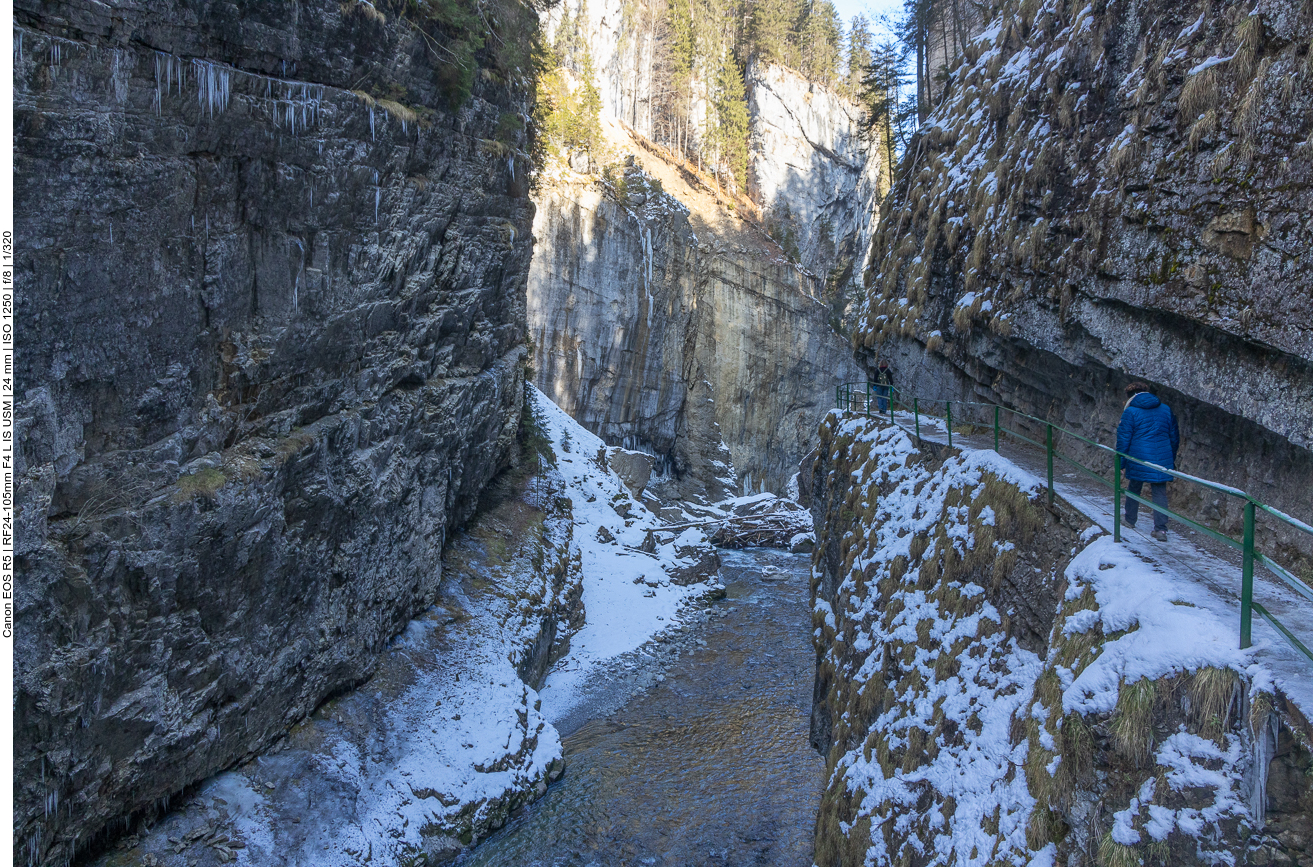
[457,548,824,866]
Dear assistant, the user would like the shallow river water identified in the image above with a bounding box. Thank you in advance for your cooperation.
[458,548,824,867]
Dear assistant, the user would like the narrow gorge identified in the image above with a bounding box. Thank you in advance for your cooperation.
[12,0,1313,864]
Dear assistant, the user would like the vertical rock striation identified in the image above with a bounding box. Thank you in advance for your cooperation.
[14,2,538,863]
[529,150,865,502]
[746,61,880,283]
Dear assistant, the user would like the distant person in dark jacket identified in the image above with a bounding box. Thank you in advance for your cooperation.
[1116,382,1180,541]
[873,360,895,411]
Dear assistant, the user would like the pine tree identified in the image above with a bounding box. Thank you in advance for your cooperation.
[668,0,697,156]
[845,14,872,97]
[860,39,914,190]
[538,0,603,160]
[748,0,801,67]
[798,0,843,85]
[709,52,751,191]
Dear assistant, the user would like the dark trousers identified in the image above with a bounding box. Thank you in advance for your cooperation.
[873,385,891,411]
[1125,480,1169,531]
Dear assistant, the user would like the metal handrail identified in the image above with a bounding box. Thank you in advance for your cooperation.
[833,381,1313,663]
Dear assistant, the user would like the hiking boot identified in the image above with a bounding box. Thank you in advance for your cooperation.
[1151,529,1167,542]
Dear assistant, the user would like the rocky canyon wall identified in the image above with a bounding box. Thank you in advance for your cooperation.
[858,0,1313,555]
[529,149,865,501]
[527,6,880,500]
[746,61,882,284]
[14,1,538,863]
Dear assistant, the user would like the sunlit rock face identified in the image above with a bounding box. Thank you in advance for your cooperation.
[14,2,537,863]
[540,0,660,140]
[855,0,1313,552]
[528,161,864,502]
[746,62,881,282]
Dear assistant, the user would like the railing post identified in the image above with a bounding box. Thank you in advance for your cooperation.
[865,381,871,418]
[1241,499,1255,649]
[1113,453,1122,543]
[946,401,953,449]
[835,385,840,411]
[889,387,894,423]
[913,397,920,443]
[1046,423,1054,507]
[993,406,1000,452]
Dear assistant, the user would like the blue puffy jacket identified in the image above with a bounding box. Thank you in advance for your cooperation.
[1117,392,1180,482]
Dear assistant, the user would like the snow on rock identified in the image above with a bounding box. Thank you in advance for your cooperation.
[101,387,726,867]
[810,415,1061,866]
[103,460,581,867]
[531,386,722,721]
[810,412,1289,867]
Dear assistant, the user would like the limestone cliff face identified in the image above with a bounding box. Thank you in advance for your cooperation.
[858,0,1313,551]
[746,62,880,282]
[529,150,864,501]
[14,2,537,863]
[541,0,659,140]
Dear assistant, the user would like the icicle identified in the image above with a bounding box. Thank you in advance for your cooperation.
[109,225,112,244]
[508,156,515,181]
[369,106,375,140]
[291,238,304,313]
[193,59,231,117]
[374,170,381,223]
[15,30,23,62]
[154,53,165,114]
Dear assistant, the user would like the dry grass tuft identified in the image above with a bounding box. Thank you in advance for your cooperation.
[1250,689,1275,736]
[1112,678,1157,766]
[1026,805,1066,849]
[1233,14,1264,83]
[1178,66,1220,125]
[1190,666,1237,735]
[1209,145,1234,179]
[1054,711,1094,801]
[1187,109,1217,152]
[1099,832,1142,867]
[174,467,227,502]
[1034,668,1063,711]
[1236,57,1272,140]
[342,0,388,25]
[378,98,418,125]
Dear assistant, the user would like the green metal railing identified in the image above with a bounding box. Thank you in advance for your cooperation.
[834,381,1313,662]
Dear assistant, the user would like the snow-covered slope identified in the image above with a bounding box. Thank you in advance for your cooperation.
[808,413,1302,867]
[97,388,724,866]
[530,386,723,719]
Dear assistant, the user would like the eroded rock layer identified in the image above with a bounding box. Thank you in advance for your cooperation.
[14,2,536,863]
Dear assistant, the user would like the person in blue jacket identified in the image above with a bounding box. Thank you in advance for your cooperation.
[1116,381,1180,541]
